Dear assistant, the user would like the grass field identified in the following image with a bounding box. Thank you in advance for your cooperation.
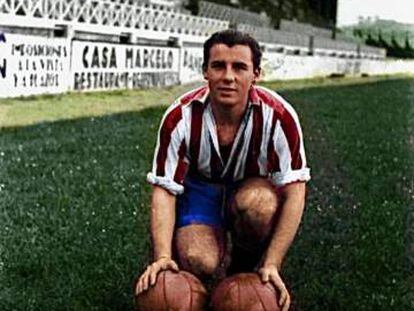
[0,76,413,310]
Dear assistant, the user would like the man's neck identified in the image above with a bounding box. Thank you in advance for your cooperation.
[210,100,247,127]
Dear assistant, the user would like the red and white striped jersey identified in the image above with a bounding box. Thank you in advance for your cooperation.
[147,85,310,195]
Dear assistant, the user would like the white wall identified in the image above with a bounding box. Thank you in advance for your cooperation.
[1,32,414,98]
[261,52,414,81]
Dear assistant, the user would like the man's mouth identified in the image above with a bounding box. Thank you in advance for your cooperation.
[218,87,237,92]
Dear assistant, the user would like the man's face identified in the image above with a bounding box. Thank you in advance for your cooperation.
[203,44,260,108]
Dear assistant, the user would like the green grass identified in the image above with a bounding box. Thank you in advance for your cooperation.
[0,77,413,310]
[276,78,414,309]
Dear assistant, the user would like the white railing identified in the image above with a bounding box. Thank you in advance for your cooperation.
[280,19,332,38]
[313,36,358,52]
[0,0,228,38]
[0,0,386,59]
[237,23,310,48]
[198,1,270,28]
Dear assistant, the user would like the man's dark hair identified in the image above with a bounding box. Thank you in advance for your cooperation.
[202,29,262,72]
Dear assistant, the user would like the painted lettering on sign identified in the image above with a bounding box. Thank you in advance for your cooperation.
[0,59,5,78]
[131,72,178,88]
[12,43,68,88]
[82,46,117,69]
[18,58,63,71]
[13,73,60,88]
[74,72,129,90]
[0,33,70,98]
[11,43,67,57]
[183,50,202,72]
[72,41,180,91]
[125,48,174,69]
[0,33,5,79]
[6,41,69,88]
[73,71,179,90]
[180,47,203,84]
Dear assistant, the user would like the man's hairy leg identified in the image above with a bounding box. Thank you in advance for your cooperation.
[228,178,305,311]
[229,178,279,251]
[174,224,226,279]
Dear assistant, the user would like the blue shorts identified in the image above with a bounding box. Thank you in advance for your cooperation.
[176,177,238,228]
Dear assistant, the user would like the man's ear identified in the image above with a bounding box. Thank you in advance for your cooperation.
[252,67,261,84]
[202,63,208,80]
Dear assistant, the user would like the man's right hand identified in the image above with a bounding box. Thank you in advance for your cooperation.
[135,257,179,295]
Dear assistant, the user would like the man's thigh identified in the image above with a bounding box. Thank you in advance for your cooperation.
[174,177,228,277]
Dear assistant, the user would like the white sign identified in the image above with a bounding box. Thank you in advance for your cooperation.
[0,33,70,98]
[71,41,180,91]
[180,47,203,84]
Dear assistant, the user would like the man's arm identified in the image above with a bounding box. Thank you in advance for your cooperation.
[135,185,179,294]
[150,185,177,259]
[263,181,306,269]
[258,181,306,311]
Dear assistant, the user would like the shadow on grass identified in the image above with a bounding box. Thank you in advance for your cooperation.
[0,78,413,310]
[0,107,167,311]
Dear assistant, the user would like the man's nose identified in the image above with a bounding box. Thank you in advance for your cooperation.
[223,66,235,82]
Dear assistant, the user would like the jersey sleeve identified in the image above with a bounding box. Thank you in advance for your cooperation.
[269,102,310,186]
[146,102,189,195]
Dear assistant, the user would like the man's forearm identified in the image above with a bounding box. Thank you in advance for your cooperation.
[150,186,177,260]
[262,182,306,269]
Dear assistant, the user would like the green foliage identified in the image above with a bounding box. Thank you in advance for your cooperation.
[341,20,414,58]
[363,30,414,58]
[1,77,413,309]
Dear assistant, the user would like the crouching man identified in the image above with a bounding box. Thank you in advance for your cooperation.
[135,30,310,311]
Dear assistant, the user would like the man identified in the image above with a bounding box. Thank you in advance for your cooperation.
[135,30,310,311]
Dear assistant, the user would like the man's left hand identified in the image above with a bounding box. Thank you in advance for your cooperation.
[258,264,290,311]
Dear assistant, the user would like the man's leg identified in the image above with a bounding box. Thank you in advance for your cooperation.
[226,177,279,274]
[173,177,227,279]
[174,224,226,278]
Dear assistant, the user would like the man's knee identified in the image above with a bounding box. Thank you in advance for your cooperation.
[230,178,279,241]
[174,224,224,277]
[232,178,278,219]
[181,248,220,276]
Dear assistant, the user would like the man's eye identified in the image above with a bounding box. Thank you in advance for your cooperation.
[234,64,247,70]
[211,63,224,68]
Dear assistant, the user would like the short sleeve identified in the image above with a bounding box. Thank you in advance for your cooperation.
[146,102,188,195]
[269,104,310,186]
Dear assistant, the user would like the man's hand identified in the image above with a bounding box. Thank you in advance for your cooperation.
[258,264,290,311]
[135,257,179,295]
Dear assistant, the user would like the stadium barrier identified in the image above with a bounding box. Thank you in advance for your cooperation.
[0,0,386,58]
[0,0,412,98]
[260,47,414,81]
[1,30,413,99]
